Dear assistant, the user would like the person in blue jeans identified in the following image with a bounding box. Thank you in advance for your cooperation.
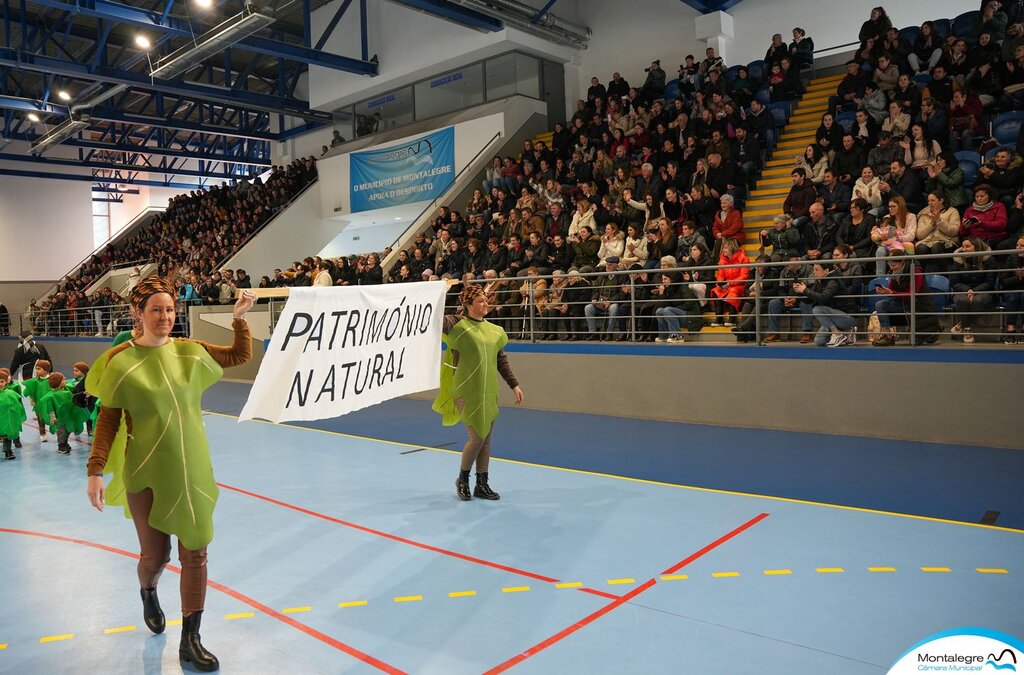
[763,256,813,342]
[871,250,939,346]
[653,272,698,343]
[793,262,859,346]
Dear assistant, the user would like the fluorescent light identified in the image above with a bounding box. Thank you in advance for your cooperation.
[30,113,92,155]
[395,217,402,220]
[27,112,40,122]
[195,0,213,7]
[57,90,71,101]
[135,34,152,50]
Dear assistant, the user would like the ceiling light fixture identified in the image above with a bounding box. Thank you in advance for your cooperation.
[135,34,152,50]
[195,0,213,7]
[27,112,40,122]
[57,90,71,101]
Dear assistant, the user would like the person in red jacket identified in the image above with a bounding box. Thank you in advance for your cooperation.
[961,184,1009,245]
[783,167,821,235]
[712,194,745,258]
[709,238,751,326]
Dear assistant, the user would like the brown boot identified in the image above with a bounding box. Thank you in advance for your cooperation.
[800,333,814,344]
[762,333,781,343]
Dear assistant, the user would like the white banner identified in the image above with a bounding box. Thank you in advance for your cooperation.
[239,281,446,423]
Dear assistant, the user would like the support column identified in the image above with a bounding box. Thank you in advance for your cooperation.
[694,11,734,64]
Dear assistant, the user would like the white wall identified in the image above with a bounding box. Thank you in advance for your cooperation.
[320,221,409,259]
[727,0,977,67]
[0,173,93,281]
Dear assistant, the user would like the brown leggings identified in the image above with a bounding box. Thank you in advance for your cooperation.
[126,488,208,615]
[460,426,493,472]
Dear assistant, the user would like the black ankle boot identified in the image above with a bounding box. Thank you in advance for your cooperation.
[473,473,500,500]
[179,610,219,672]
[455,477,472,501]
[140,587,165,634]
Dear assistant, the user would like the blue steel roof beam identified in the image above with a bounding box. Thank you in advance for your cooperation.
[313,0,354,51]
[387,0,502,32]
[0,166,205,188]
[91,108,277,141]
[1,130,273,165]
[23,0,378,75]
[0,48,334,121]
[0,151,259,178]
[0,94,67,114]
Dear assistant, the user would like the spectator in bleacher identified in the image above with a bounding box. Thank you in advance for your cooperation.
[925,151,969,211]
[947,89,984,152]
[1005,21,1024,61]
[910,21,944,75]
[832,61,866,114]
[760,214,802,258]
[745,98,774,147]
[483,157,503,195]
[568,200,597,241]
[597,223,626,266]
[879,159,925,213]
[916,97,948,143]
[978,148,1023,207]
[728,67,756,109]
[871,249,939,346]
[892,75,923,121]
[882,28,913,74]
[572,226,600,272]
[652,272,700,343]
[607,72,630,101]
[765,33,787,65]
[927,64,955,106]
[915,192,962,272]
[789,27,814,70]
[838,197,877,260]
[816,112,845,159]
[974,1,1009,41]
[853,165,884,214]
[999,233,1024,343]
[857,84,887,127]
[585,258,627,339]
[856,37,882,71]
[794,261,860,346]
[949,237,999,344]
[620,224,649,267]
[732,126,761,184]
[998,42,1024,110]
[709,238,749,326]
[868,131,903,179]
[409,246,430,278]
[677,221,708,258]
[796,144,829,185]
[859,7,892,47]
[481,238,509,276]
[966,37,1003,107]
[961,184,1009,245]
[640,60,666,104]
[803,203,842,261]
[873,54,900,100]
[763,255,812,342]
[712,194,745,252]
[785,167,822,232]
[881,101,911,140]
[821,169,854,216]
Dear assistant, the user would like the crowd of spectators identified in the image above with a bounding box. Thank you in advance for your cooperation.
[28,158,318,335]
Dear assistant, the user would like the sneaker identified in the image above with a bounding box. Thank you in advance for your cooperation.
[723,321,735,327]
[826,332,845,347]
[58,445,71,455]
[13,439,21,449]
[40,435,48,443]
[1004,333,1017,345]
[963,328,975,344]
[667,335,685,343]
[847,327,857,345]
[709,321,722,327]
[655,336,667,343]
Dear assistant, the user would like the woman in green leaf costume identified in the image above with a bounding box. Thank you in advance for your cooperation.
[0,367,26,459]
[433,283,524,501]
[85,276,254,673]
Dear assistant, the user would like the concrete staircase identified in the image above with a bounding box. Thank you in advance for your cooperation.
[741,72,845,259]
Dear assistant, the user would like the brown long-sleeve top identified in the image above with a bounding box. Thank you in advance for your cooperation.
[86,319,252,476]
[443,314,518,390]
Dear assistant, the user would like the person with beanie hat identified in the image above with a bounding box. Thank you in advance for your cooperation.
[21,359,52,442]
[0,368,26,459]
[70,362,97,436]
[38,372,83,454]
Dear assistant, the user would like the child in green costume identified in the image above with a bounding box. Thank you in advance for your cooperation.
[20,359,52,443]
[0,367,26,459]
[39,372,85,455]
[70,361,97,436]
[433,283,524,501]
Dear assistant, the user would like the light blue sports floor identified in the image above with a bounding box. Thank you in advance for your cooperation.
[0,382,1021,674]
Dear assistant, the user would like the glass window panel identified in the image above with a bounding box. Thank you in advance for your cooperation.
[486,53,517,101]
[413,63,484,120]
[353,86,413,138]
[514,53,540,99]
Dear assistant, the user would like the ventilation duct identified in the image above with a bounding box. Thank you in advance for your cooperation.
[449,0,591,48]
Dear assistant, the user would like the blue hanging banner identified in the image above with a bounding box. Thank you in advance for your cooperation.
[349,127,455,212]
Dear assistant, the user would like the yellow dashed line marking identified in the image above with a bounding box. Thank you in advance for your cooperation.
[977,568,1008,574]
[0,644,7,650]
[448,591,477,598]
[39,634,73,643]
[921,567,951,573]
[282,607,311,614]
[712,572,739,578]
[167,619,182,627]
[607,578,635,585]
[555,582,583,588]
[816,568,845,573]
[394,595,422,603]
[660,574,688,581]
[763,569,792,576]
[338,601,368,608]
[225,612,254,620]
[104,626,136,634]
[502,586,530,593]
[868,567,897,572]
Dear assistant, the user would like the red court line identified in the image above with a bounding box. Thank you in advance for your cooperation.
[0,528,405,675]
[218,481,622,601]
[482,512,770,674]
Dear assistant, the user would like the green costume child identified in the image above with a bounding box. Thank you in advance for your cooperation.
[20,359,52,442]
[38,373,87,454]
[0,369,27,460]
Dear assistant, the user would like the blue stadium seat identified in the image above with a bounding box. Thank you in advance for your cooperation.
[992,111,1024,146]
[836,111,856,133]
[866,277,889,312]
[899,26,921,44]
[746,60,766,85]
[931,19,951,38]
[754,84,771,106]
[664,78,680,101]
[984,145,1013,160]
[924,275,951,316]
[952,11,979,38]
[955,151,980,187]
[725,65,741,85]
[767,102,791,127]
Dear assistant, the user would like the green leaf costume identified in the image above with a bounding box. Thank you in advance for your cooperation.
[0,385,27,438]
[432,318,508,437]
[21,376,50,414]
[87,340,223,550]
[37,388,86,435]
